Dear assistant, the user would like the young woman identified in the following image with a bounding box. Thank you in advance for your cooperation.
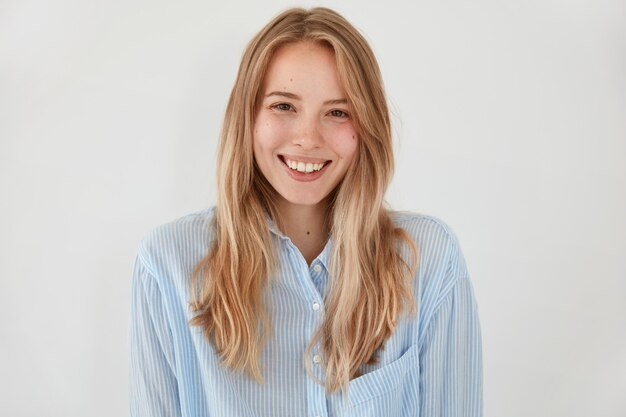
[130,7,482,417]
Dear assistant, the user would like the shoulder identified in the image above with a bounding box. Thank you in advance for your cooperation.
[390,210,470,306]
[136,206,216,278]
[390,210,463,259]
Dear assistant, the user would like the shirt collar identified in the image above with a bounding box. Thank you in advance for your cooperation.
[266,214,286,240]
[315,237,332,271]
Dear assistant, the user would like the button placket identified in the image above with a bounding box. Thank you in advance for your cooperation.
[309,260,326,302]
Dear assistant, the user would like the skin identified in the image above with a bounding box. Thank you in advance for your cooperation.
[253,41,359,265]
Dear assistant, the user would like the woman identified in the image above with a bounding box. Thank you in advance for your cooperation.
[130,7,482,417]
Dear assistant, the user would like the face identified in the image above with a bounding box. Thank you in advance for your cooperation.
[253,41,358,210]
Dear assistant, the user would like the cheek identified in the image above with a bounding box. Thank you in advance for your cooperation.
[254,115,289,152]
[326,124,359,158]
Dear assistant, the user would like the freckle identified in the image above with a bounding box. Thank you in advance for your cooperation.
[290,78,293,82]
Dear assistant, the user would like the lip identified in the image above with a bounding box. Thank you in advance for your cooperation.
[279,153,332,164]
[278,155,331,182]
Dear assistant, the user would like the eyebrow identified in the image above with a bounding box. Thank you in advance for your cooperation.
[265,91,348,106]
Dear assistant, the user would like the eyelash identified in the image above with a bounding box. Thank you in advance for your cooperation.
[329,109,349,118]
[270,103,350,119]
[271,103,293,112]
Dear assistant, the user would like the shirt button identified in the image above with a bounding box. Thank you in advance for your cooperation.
[313,264,322,273]
[312,302,320,311]
[313,354,321,364]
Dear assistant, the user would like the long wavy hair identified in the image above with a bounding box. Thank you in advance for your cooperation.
[189,6,419,393]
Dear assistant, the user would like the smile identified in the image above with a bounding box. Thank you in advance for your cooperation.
[284,158,328,173]
[278,155,332,172]
[278,155,332,182]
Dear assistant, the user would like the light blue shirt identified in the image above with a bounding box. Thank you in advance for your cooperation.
[129,207,482,416]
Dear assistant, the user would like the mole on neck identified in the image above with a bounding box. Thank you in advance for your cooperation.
[275,198,331,264]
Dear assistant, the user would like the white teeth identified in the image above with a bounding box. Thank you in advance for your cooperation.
[284,157,328,173]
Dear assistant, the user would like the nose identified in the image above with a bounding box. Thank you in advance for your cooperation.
[292,115,323,150]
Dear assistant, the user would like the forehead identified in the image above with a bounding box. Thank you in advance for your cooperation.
[261,41,345,96]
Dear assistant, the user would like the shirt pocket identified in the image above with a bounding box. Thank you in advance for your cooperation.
[330,344,420,417]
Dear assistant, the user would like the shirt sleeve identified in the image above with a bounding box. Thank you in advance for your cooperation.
[418,261,483,416]
[129,253,182,417]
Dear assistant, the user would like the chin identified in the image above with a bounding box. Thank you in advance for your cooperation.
[285,196,326,207]
[281,190,329,207]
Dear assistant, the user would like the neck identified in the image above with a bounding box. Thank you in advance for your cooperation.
[276,198,330,265]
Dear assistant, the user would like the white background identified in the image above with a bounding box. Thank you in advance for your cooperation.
[1,0,624,416]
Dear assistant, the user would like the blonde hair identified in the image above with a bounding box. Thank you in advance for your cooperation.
[190,7,419,393]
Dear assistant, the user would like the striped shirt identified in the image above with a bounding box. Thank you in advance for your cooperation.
[129,207,482,416]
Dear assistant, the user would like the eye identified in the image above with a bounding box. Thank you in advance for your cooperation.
[329,109,349,118]
[271,103,294,112]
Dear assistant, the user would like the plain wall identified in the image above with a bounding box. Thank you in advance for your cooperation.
[1,0,624,416]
